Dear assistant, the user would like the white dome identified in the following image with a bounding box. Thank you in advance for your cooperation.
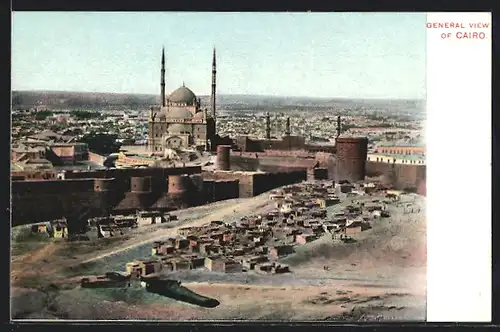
[166,107,193,119]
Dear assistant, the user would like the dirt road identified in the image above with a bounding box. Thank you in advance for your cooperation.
[11,242,58,280]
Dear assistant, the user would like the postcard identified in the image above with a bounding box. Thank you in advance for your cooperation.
[10,11,491,323]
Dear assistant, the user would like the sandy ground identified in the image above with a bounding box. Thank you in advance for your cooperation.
[11,188,426,321]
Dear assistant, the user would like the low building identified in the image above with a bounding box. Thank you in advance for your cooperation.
[316,197,340,208]
[137,211,165,225]
[269,194,285,201]
[340,184,353,193]
[160,260,174,271]
[344,225,362,235]
[310,209,327,218]
[115,152,156,167]
[274,264,290,274]
[31,223,48,234]
[52,222,68,238]
[295,234,317,245]
[204,256,243,273]
[268,244,295,260]
[204,256,222,272]
[225,259,243,273]
[152,241,174,256]
[178,227,192,237]
[175,238,190,250]
[278,201,293,213]
[173,259,192,271]
[49,142,89,164]
[98,225,123,238]
[114,216,138,228]
[256,262,291,274]
[190,256,206,269]
[125,259,162,278]
[222,232,233,242]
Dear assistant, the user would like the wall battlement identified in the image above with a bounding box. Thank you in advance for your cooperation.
[11,165,306,227]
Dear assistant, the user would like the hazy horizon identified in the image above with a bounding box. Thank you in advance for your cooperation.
[12,89,426,101]
[12,12,426,99]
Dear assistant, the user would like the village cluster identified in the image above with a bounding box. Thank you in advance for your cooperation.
[121,180,402,280]
[25,179,419,287]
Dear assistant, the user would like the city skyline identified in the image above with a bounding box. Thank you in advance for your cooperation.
[12,12,426,99]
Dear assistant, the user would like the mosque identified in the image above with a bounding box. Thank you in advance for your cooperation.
[147,47,218,152]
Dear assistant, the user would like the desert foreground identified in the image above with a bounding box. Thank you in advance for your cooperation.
[11,188,426,321]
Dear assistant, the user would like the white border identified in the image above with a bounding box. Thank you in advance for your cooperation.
[426,12,492,322]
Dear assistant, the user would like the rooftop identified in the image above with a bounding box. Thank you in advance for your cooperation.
[368,153,425,160]
[377,141,425,148]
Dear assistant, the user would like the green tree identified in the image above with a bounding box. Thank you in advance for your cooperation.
[34,110,53,121]
[71,110,102,120]
[78,133,121,156]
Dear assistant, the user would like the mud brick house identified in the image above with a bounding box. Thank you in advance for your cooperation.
[52,221,68,238]
[160,259,174,271]
[178,227,192,237]
[295,233,318,245]
[172,259,192,271]
[224,259,244,273]
[268,244,295,260]
[31,223,48,234]
[241,255,269,270]
[344,225,362,235]
[126,259,162,278]
[175,238,190,250]
[204,256,222,271]
[137,211,165,225]
[152,241,174,256]
[204,256,243,272]
[188,256,206,268]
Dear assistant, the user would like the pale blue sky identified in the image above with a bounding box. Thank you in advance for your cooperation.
[12,12,426,99]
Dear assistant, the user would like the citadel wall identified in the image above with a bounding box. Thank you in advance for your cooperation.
[202,170,307,198]
[11,165,305,226]
[366,161,426,191]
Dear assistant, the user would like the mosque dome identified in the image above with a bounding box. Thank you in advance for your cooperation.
[157,107,169,120]
[166,107,193,119]
[168,85,197,105]
[168,123,190,134]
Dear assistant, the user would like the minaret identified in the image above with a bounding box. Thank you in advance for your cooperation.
[150,108,157,153]
[336,115,341,139]
[211,48,217,132]
[266,112,271,140]
[285,117,291,136]
[161,47,166,107]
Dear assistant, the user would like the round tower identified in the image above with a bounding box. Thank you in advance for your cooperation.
[335,137,369,182]
[130,176,152,193]
[93,178,116,216]
[167,175,187,194]
[216,145,231,171]
[94,178,115,192]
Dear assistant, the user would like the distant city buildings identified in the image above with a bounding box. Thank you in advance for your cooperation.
[11,130,89,171]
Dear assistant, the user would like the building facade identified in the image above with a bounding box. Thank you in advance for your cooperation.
[148,48,217,153]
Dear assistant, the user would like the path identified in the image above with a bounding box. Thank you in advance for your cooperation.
[11,242,58,279]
